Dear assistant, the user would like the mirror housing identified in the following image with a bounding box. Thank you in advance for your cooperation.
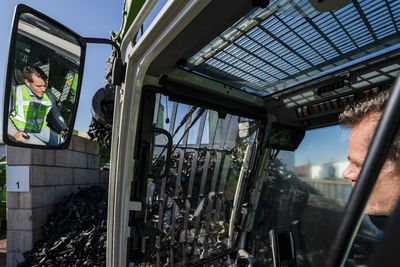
[267,124,305,151]
[3,4,86,149]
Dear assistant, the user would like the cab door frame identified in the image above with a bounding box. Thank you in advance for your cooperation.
[106,1,212,266]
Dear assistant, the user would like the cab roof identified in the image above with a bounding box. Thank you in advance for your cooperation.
[184,0,400,97]
[146,0,400,128]
[148,0,400,96]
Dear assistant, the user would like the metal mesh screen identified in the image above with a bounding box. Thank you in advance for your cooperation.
[187,0,400,96]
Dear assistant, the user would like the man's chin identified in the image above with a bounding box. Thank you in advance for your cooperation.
[365,203,390,216]
[366,210,389,216]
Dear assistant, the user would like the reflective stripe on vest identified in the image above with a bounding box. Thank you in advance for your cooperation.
[10,84,52,131]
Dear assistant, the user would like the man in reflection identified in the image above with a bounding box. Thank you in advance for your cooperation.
[9,66,68,146]
[340,89,400,264]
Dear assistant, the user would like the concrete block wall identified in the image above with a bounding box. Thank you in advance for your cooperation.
[6,135,107,266]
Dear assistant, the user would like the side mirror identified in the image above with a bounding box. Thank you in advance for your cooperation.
[267,123,305,151]
[3,4,85,149]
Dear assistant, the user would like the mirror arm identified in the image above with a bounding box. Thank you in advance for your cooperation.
[82,37,125,86]
[82,37,121,58]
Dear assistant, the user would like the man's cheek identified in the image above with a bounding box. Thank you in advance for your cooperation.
[381,161,398,174]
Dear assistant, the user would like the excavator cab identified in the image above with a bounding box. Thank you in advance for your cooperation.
[3,0,400,266]
[116,0,400,266]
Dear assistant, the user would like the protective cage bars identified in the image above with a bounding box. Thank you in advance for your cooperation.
[187,0,400,96]
[143,93,258,266]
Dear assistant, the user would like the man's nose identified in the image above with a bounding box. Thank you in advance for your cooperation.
[342,165,358,181]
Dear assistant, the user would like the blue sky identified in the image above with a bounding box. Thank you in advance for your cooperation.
[295,125,350,167]
[0,0,124,131]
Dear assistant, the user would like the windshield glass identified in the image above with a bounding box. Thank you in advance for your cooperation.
[250,125,357,266]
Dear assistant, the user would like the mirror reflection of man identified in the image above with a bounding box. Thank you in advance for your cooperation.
[9,66,68,146]
[340,90,400,264]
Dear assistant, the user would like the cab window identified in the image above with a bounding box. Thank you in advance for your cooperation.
[250,125,353,266]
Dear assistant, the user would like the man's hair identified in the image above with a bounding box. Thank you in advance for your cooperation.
[23,66,47,83]
[339,90,400,166]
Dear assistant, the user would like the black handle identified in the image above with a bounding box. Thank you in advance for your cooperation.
[148,127,172,180]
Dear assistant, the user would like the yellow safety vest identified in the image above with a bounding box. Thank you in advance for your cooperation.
[10,84,53,131]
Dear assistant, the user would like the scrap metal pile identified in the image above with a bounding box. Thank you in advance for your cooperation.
[18,186,108,267]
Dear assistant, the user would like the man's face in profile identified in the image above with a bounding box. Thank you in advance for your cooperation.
[342,113,400,215]
[25,72,46,98]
